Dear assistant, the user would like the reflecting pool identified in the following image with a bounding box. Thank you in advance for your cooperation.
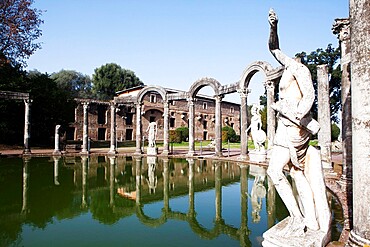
[0,156,343,247]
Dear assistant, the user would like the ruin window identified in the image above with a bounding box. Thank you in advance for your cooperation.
[98,128,106,140]
[203,102,207,110]
[97,105,106,124]
[203,121,207,129]
[150,116,155,122]
[126,129,133,140]
[150,94,156,103]
[230,107,234,113]
[125,113,133,125]
[170,118,175,128]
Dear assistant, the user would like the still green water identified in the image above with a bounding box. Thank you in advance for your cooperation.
[0,156,342,247]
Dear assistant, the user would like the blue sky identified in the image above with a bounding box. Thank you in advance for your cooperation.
[26,0,349,104]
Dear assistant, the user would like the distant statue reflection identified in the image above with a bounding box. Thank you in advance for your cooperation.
[146,157,157,194]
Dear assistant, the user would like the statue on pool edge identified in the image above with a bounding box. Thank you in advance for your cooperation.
[263,9,331,247]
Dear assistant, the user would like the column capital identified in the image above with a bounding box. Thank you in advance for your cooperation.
[332,18,350,42]
[237,88,251,97]
[24,99,33,105]
[264,80,275,91]
[214,94,224,102]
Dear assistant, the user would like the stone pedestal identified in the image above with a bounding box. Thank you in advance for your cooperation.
[147,147,158,156]
[249,150,267,163]
[262,217,330,247]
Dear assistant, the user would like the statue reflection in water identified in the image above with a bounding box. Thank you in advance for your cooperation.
[249,165,267,223]
[146,156,158,194]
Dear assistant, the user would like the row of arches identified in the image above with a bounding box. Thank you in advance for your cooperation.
[112,61,283,158]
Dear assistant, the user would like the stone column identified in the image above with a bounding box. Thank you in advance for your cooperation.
[23,99,32,154]
[108,103,117,155]
[135,103,142,155]
[333,18,352,185]
[53,125,61,155]
[214,95,223,157]
[162,101,170,155]
[187,97,195,156]
[317,65,332,169]
[81,102,89,155]
[349,1,370,245]
[238,89,249,159]
[265,81,276,150]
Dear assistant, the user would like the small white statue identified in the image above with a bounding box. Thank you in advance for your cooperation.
[246,104,266,152]
[146,121,157,148]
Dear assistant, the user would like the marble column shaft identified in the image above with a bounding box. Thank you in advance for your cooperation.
[317,65,332,168]
[109,103,117,154]
[23,99,32,154]
[238,89,248,159]
[81,102,89,154]
[214,95,223,157]
[162,102,169,155]
[333,18,352,182]
[187,98,195,156]
[349,0,370,245]
[54,125,61,154]
[135,103,142,155]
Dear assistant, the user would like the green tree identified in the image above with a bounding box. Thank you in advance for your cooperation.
[222,126,239,142]
[51,70,92,98]
[175,127,189,142]
[0,68,75,146]
[295,44,341,123]
[26,70,75,145]
[0,0,43,67]
[92,63,143,100]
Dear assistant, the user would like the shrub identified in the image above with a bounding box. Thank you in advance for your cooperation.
[222,126,239,142]
[175,127,189,142]
[169,130,182,143]
[331,123,340,141]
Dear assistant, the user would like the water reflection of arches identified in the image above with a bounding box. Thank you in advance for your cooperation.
[133,158,252,246]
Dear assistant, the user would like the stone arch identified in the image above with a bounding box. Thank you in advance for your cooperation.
[188,77,221,98]
[239,61,273,90]
[137,85,167,104]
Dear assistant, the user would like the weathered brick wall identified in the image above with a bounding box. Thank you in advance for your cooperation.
[70,93,240,142]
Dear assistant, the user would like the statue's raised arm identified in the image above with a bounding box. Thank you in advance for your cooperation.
[268,9,289,66]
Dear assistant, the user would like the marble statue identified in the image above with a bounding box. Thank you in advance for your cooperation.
[263,9,330,247]
[146,121,157,148]
[247,104,267,152]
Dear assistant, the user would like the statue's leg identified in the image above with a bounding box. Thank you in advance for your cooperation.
[267,145,305,236]
[290,167,319,231]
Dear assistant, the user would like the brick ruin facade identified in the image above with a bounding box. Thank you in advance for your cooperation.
[67,88,240,143]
